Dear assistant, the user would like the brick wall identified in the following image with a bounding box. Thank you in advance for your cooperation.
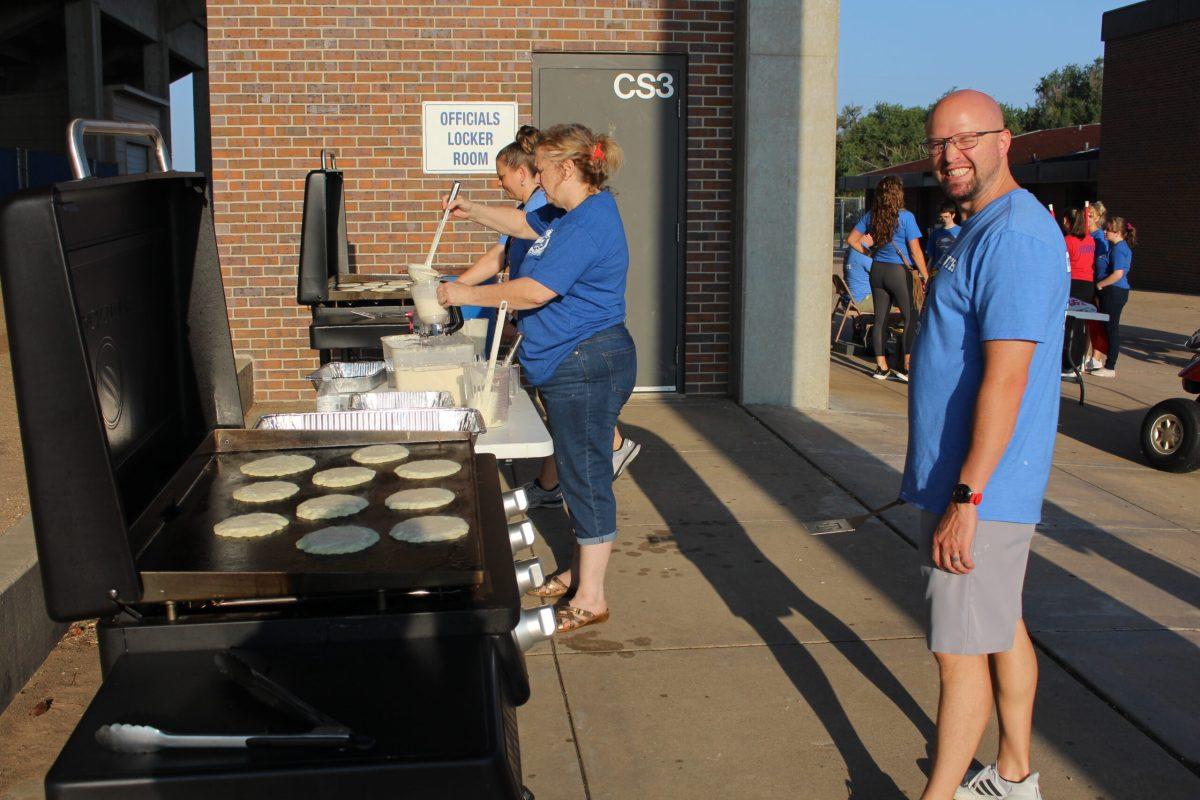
[1100,18,1200,295]
[206,0,736,402]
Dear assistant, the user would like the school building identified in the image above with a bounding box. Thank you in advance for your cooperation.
[192,0,837,407]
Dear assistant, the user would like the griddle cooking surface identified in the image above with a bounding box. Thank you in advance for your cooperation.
[136,438,485,601]
[326,274,414,302]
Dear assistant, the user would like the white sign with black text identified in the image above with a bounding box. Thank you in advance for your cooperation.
[422,102,518,174]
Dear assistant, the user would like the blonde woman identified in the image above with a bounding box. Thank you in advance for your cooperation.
[439,123,635,632]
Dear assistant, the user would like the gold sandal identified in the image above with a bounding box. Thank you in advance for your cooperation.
[527,574,571,598]
[555,605,610,632]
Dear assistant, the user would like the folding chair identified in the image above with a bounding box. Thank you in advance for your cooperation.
[831,273,862,345]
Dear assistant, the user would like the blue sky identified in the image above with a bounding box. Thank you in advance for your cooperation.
[169,2,1129,170]
[838,0,1127,111]
[169,74,195,171]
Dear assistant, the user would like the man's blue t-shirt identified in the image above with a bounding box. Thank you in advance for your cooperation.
[517,191,629,386]
[854,209,922,264]
[926,225,961,265]
[902,188,1069,524]
[843,247,872,303]
[499,188,552,280]
[1099,240,1132,289]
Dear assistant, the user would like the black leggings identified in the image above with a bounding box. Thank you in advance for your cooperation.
[1062,278,1094,371]
[1099,286,1129,369]
[870,260,915,363]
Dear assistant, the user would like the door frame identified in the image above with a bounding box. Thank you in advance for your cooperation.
[531,52,688,393]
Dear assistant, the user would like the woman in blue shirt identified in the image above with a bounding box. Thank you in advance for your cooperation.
[845,175,928,380]
[452,126,550,348]
[454,125,549,288]
[1091,216,1137,377]
[439,124,635,633]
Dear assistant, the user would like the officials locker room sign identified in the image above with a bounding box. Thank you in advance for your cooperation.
[422,102,518,174]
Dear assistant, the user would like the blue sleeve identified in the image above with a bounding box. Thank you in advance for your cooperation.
[1111,243,1132,272]
[498,232,509,247]
[522,224,601,296]
[526,205,562,236]
[902,211,922,242]
[853,212,871,234]
[974,232,1064,344]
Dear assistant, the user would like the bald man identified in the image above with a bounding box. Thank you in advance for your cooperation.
[900,90,1067,799]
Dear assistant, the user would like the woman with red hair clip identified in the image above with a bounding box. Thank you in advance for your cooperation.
[438,123,635,633]
[1091,216,1137,377]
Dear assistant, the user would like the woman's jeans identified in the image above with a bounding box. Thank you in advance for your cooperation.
[537,325,636,545]
[1099,286,1129,369]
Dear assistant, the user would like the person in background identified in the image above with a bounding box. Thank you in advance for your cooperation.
[926,200,962,267]
[842,234,874,310]
[846,174,929,381]
[453,126,639,511]
[1083,201,1110,371]
[1060,207,1095,379]
[1090,217,1136,378]
[439,123,635,632]
[454,125,546,296]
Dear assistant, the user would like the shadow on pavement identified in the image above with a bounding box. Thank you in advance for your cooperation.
[620,422,923,800]
[623,404,1200,797]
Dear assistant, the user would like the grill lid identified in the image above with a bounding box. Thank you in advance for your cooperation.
[0,170,242,620]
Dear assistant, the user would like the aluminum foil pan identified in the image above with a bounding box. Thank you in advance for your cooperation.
[306,361,387,393]
[255,408,486,435]
[348,390,454,410]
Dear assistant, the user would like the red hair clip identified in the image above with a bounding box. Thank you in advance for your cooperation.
[591,143,604,162]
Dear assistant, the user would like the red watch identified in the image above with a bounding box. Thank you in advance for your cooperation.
[951,483,983,505]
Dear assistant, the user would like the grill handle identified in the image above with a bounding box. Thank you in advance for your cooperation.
[67,118,172,179]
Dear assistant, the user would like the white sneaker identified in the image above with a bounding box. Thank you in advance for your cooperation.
[955,764,1043,799]
[1089,367,1116,378]
[1084,357,1104,371]
[1060,370,1079,382]
[612,438,641,479]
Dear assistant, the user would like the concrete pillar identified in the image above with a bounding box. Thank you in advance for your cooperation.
[735,0,839,409]
[192,69,212,179]
[143,40,173,153]
[64,0,104,165]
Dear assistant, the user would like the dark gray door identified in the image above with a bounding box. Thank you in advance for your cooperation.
[533,54,685,391]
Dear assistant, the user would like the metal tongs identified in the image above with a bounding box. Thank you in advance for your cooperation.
[95,651,375,754]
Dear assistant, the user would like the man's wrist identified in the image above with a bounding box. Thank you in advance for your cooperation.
[951,482,984,505]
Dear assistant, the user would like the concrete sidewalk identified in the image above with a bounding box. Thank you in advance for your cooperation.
[2,288,1197,798]
[515,290,1199,799]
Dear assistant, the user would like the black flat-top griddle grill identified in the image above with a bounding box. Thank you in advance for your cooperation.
[0,121,549,799]
[297,151,462,360]
[135,431,488,603]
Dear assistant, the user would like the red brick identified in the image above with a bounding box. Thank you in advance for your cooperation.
[208,0,735,399]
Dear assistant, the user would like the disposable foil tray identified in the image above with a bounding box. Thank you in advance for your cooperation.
[255,408,486,434]
[306,361,387,393]
[348,390,455,410]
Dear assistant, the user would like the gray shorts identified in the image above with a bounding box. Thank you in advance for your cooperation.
[919,511,1035,655]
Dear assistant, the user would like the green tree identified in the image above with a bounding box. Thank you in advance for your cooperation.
[836,102,928,178]
[835,59,1103,180]
[1026,57,1103,129]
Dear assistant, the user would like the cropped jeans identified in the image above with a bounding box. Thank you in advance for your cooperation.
[536,325,636,544]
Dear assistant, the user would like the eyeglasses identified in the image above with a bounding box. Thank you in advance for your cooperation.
[923,130,1004,157]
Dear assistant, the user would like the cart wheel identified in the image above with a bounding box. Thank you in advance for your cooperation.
[1140,398,1200,473]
